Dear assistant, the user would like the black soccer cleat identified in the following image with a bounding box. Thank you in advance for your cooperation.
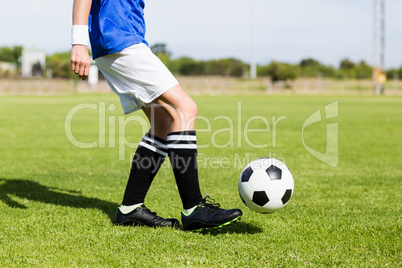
[115,204,179,228]
[181,196,242,232]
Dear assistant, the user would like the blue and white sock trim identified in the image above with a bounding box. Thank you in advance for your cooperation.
[139,133,168,156]
[167,130,197,150]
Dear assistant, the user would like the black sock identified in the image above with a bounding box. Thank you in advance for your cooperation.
[167,130,203,209]
[122,133,167,206]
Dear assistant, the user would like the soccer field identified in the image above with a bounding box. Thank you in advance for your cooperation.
[0,94,400,267]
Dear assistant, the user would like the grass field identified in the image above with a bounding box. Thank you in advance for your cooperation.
[0,93,400,267]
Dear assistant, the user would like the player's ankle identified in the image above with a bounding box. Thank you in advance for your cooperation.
[119,203,143,214]
[182,205,198,216]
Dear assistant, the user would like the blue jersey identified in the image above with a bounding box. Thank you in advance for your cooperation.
[88,0,148,59]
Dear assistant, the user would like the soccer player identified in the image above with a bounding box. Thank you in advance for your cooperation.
[70,0,242,231]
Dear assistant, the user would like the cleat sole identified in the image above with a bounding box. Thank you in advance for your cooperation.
[189,216,242,233]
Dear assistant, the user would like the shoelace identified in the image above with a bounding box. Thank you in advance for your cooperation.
[140,205,176,225]
[202,195,221,210]
[141,205,157,215]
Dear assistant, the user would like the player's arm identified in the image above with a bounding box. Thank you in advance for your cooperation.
[70,0,92,80]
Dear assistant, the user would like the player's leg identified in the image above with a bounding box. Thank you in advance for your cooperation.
[115,105,179,227]
[150,85,203,209]
[121,104,172,205]
[115,135,178,226]
[152,85,243,232]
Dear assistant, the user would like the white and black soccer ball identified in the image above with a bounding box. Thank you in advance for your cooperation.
[238,158,294,214]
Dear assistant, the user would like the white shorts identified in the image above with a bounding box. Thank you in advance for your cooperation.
[95,43,179,114]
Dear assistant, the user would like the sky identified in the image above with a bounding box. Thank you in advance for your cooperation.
[0,0,401,68]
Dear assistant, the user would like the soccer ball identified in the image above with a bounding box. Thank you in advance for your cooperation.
[238,158,294,214]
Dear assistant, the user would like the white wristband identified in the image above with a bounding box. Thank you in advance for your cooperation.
[71,25,89,46]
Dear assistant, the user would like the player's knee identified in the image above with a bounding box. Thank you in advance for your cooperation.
[186,99,198,119]
[180,100,197,130]
[172,100,197,120]
[168,99,198,129]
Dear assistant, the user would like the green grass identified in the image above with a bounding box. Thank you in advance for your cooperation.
[0,94,401,267]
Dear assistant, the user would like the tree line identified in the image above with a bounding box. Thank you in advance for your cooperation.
[0,44,401,81]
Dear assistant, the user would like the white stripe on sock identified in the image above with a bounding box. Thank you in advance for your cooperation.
[167,143,197,150]
[139,141,168,156]
[142,135,168,149]
[167,135,197,142]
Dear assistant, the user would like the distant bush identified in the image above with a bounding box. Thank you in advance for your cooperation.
[258,61,299,82]
[0,46,22,64]
[386,67,402,80]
